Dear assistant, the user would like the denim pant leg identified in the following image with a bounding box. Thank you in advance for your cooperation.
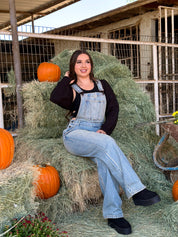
[92,157,123,218]
[63,128,145,217]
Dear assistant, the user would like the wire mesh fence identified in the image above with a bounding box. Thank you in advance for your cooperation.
[0,29,56,130]
[0,26,178,132]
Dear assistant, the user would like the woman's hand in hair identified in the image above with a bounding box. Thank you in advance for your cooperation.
[96,130,106,134]
[65,71,70,77]
[65,71,75,84]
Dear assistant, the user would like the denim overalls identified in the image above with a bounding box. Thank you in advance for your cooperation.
[63,80,145,219]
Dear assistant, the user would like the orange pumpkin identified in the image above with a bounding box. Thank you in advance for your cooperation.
[37,62,61,82]
[0,128,14,169]
[33,164,60,199]
[172,180,178,201]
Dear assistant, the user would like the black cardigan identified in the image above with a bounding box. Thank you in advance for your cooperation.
[50,77,119,135]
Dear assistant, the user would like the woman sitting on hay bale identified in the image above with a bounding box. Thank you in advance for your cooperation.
[50,50,161,235]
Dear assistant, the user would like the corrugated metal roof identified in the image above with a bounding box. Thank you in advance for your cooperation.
[51,0,178,32]
[0,0,80,30]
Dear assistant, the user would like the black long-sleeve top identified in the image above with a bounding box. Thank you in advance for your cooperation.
[50,76,119,135]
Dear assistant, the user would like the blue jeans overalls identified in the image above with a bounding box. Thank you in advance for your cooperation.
[63,80,145,218]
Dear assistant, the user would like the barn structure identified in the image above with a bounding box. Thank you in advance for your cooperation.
[0,0,178,133]
[49,0,178,124]
[0,0,80,130]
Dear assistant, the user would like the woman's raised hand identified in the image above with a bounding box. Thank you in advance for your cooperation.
[65,71,70,77]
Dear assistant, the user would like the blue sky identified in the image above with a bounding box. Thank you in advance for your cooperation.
[33,0,136,28]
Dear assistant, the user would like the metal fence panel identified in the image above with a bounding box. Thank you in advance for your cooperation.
[0,28,177,134]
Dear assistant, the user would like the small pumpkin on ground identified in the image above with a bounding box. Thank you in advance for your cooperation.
[172,180,178,201]
[33,164,60,199]
[37,62,61,82]
[0,128,15,169]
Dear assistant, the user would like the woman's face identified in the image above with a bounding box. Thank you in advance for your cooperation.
[74,53,91,79]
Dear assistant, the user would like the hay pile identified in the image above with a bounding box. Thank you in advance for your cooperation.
[15,137,102,217]
[1,50,178,236]
[0,160,39,231]
[21,81,67,139]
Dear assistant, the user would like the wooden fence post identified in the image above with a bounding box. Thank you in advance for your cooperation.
[9,0,23,128]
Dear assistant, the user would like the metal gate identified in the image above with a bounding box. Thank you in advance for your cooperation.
[158,6,178,116]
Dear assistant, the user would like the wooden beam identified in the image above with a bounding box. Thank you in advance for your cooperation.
[9,0,23,128]
[0,9,46,15]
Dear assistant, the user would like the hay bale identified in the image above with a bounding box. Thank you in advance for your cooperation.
[0,160,39,231]
[3,69,16,97]
[15,136,102,213]
[21,81,67,138]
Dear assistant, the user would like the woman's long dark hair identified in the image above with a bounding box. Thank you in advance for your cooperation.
[65,50,95,120]
[69,50,95,83]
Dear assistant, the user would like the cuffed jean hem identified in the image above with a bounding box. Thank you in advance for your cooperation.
[104,214,124,219]
[126,186,146,199]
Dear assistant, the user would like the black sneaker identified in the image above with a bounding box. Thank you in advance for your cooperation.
[132,189,161,206]
[108,218,132,235]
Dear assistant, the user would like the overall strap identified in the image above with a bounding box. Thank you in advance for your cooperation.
[96,80,104,92]
[71,80,104,94]
[71,84,83,94]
